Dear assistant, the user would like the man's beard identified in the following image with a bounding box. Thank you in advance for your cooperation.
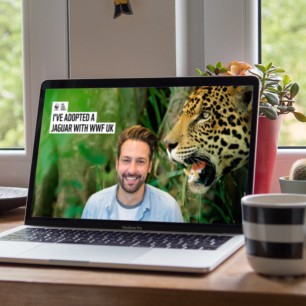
[117,173,146,194]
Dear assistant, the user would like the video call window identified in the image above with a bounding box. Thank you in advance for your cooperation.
[33,85,254,225]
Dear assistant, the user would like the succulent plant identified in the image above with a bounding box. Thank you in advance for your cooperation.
[289,159,306,181]
[196,61,306,122]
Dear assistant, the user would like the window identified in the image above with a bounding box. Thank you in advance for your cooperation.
[0,0,24,148]
[261,0,306,146]
[1,0,304,189]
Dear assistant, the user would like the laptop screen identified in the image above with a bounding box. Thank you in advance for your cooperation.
[26,77,259,232]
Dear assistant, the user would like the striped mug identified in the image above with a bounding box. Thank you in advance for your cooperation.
[242,194,306,277]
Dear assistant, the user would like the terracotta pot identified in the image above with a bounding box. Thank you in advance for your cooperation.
[254,116,282,194]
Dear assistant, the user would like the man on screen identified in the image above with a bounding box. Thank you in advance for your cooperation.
[82,125,183,222]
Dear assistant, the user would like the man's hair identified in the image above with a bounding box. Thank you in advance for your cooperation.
[117,125,158,160]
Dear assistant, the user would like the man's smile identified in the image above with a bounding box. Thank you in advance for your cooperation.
[124,175,141,181]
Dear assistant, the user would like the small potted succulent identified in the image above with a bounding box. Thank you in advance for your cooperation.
[279,159,306,194]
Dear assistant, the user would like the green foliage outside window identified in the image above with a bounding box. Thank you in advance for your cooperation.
[0,0,24,148]
[262,0,306,145]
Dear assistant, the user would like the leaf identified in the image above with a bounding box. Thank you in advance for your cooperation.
[266,80,281,87]
[255,64,267,73]
[206,64,215,73]
[274,68,286,73]
[267,67,278,73]
[263,92,279,105]
[293,112,306,122]
[282,75,291,86]
[285,106,295,112]
[259,105,278,120]
[276,84,282,92]
[266,62,273,70]
[290,83,299,98]
[195,68,203,76]
[216,61,224,69]
[266,86,278,93]
[266,76,282,82]
[248,69,263,78]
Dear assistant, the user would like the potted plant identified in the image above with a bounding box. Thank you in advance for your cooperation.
[279,158,306,194]
[196,61,305,122]
[196,61,306,193]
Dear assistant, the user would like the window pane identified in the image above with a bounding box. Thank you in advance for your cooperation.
[0,0,24,148]
[261,0,306,146]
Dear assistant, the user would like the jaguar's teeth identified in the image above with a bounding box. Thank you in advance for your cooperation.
[184,168,200,182]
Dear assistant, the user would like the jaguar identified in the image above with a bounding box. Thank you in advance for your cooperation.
[164,85,253,194]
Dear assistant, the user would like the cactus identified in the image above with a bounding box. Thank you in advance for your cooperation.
[289,159,306,180]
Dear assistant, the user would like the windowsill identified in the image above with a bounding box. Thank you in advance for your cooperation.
[0,149,30,160]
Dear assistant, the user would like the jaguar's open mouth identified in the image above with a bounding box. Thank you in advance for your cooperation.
[182,157,216,194]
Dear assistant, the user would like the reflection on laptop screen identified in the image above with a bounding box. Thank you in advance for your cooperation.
[31,81,256,225]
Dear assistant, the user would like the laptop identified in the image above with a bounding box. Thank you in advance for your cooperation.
[0,76,259,273]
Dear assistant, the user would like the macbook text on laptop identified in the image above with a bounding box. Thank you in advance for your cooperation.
[0,76,259,273]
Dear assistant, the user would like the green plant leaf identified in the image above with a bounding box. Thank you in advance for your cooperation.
[290,83,300,98]
[255,64,267,73]
[206,64,215,73]
[285,106,295,112]
[267,67,278,73]
[267,86,278,93]
[195,68,203,76]
[248,69,263,78]
[216,62,224,69]
[266,80,280,87]
[274,68,286,73]
[282,75,291,86]
[276,84,283,92]
[259,105,278,119]
[263,92,279,105]
[266,62,273,70]
[266,76,282,83]
[293,112,306,122]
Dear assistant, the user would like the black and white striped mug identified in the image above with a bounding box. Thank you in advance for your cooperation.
[242,194,306,276]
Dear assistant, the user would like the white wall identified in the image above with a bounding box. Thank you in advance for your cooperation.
[68,0,176,78]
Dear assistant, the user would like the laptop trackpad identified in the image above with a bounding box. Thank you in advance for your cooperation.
[18,244,150,264]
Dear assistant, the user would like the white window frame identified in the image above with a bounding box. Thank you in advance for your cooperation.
[0,0,304,191]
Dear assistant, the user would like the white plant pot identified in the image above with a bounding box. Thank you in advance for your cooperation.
[279,176,306,194]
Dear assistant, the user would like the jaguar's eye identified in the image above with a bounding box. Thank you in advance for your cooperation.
[196,111,210,124]
[202,112,210,120]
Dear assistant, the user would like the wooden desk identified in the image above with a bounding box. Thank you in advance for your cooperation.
[1,208,306,306]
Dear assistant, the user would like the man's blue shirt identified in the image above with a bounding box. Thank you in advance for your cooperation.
[82,184,183,222]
